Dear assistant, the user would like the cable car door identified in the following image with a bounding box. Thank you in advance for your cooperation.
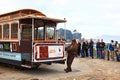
[20,24,32,53]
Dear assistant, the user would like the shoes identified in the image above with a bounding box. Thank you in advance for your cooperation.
[64,69,72,73]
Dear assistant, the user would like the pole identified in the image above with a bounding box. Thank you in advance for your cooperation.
[64,18,66,40]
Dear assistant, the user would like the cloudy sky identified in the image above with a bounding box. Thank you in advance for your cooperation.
[0,0,120,39]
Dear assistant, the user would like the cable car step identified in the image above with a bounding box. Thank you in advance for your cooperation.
[21,65,32,68]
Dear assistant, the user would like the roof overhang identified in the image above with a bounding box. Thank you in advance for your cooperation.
[39,17,66,23]
[20,15,67,23]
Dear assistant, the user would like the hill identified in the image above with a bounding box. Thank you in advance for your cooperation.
[57,28,82,41]
[95,35,120,43]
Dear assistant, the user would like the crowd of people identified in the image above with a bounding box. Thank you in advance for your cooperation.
[64,38,120,73]
[77,39,120,61]
[77,38,106,59]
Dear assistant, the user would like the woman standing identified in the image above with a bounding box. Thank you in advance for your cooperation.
[64,39,78,73]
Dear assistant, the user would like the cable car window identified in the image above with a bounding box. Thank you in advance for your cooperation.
[11,23,18,39]
[21,25,32,40]
[3,24,9,39]
[34,27,44,40]
[46,27,54,40]
[0,25,2,39]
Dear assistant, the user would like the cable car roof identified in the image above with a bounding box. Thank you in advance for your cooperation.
[0,9,66,23]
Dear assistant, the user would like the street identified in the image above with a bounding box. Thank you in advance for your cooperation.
[0,57,120,80]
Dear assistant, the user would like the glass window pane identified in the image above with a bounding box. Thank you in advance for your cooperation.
[11,23,18,39]
[34,27,44,40]
[22,25,32,40]
[3,24,9,39]
[38,27,44,40]
[46,27,54,40]
[0,25,2,39]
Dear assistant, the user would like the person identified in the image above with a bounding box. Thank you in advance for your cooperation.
[96,39,101,58]
[89,38,94,59]
[64,39,78,73]
[77,40,81,57]
[108,40,115,60]
[81,40,86,57]
[85,40,89,57]
[99,39,105,59]
[114,41,120,61]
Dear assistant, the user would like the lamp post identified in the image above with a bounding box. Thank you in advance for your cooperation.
[64,18,66,41]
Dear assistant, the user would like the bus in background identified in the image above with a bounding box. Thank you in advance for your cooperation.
[0,9,66,68]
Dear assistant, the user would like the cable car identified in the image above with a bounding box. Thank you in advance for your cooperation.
[0,9,66,68]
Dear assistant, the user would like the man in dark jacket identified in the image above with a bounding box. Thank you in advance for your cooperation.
[77,40,81,57]
[89,38,94,59]
[96,39,101,58]
[100,39,105,59]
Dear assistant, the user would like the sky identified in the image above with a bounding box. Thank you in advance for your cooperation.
[0,0,120,39]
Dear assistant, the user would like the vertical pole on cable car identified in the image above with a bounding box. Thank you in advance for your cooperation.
[32,18,34,63]
[64,18,66,41]
[18,21,21,46]
[64,18,66,56]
